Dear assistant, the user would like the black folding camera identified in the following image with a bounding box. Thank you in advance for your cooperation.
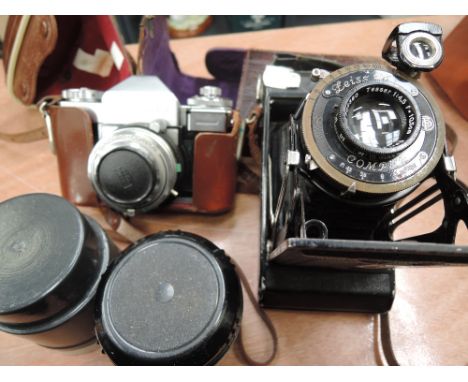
[258,22,468,313]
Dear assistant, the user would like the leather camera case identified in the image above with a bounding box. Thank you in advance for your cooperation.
[48,105,238,214]
[48,105,97,206]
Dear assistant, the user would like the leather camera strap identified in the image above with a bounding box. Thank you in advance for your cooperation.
[0,125,48,143]
[237,105,263,193]
[99,205,147,243]
[0,97,59,144]
[374,313,400,366]
[246,104,263,171]
[232,257,279,366]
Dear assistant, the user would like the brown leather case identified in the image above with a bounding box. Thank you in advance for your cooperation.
[430,17,468,121]
[48,104,238,213]
[3,16,58,105]
[48,106,98,206]
[192,132,238,213]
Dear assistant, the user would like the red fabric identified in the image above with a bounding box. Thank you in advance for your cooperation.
[37,16,132,100]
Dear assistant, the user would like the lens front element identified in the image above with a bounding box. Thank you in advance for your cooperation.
[347,96,405,149]
[339,83,420,157]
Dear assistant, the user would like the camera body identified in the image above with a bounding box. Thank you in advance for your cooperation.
[258,23,468,313]
[48,76,238,215]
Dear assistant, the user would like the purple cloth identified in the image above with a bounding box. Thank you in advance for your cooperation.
[142,16,245,106]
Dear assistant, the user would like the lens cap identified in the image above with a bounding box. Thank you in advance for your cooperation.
[97,149,156,204]
[0,193,116,348]
[95,231,242,365]
[88,127,180,214]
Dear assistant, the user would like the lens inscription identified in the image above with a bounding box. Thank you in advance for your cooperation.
[116,167,134,190]
[346,155,387,171]
[330,73,370,95]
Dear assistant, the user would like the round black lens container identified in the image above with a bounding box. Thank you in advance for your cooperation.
[95,231,243,365]
[0,193,118,349]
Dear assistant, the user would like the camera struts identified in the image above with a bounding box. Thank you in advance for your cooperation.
[373,165,468,243]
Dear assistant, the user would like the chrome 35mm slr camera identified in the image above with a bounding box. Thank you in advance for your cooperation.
[258,23,468,313]
[44,76,239,215]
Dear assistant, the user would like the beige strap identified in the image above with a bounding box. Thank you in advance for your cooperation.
[0,96,61,145]
[0,126,48,143]
[99,206,145,243]
[5,16,31,105]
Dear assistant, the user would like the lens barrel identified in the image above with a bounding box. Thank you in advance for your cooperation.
[301,63,445,196]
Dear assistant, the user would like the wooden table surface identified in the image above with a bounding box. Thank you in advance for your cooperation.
[0,16,467,366]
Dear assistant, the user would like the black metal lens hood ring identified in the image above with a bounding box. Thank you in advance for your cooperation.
[301,62,445,195]
[337,80,421,157]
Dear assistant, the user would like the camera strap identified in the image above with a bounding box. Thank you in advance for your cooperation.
[374,313,400,366]
[236,105,263,193]
[231,257,279,366]
[0,125,48,143]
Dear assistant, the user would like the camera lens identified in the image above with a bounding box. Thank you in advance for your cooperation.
[97,149,155,204]
[346,94,407,148]
[88,127,180,214]
[338,84,419,157]
[301,63,445,195]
